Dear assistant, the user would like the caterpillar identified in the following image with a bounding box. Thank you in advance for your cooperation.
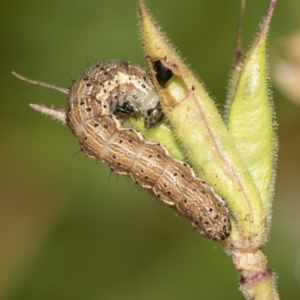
[13,60,231,241]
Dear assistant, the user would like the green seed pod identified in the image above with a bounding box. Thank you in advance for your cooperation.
[137,0,276,250]
[226,24,276,236]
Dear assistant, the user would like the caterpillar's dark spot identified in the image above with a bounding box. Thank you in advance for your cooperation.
[86,107,91,112]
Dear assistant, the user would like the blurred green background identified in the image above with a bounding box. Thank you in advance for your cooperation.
[1,0,300,299]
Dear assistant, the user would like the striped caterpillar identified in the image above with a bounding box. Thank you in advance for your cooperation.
[13,60,231,241]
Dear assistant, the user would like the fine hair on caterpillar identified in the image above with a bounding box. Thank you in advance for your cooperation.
[13,60,231,241]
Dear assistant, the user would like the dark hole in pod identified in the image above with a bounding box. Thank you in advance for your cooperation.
[153,60,173,86]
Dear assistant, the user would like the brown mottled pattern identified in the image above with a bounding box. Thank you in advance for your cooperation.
[68,60,163,129]
[66,61,231,241]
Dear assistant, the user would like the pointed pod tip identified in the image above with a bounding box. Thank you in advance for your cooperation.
[136,0,168,66]
[136,0,145,8]
[258,0,277,44]
[136,0,147,19]
[136,0,187,82]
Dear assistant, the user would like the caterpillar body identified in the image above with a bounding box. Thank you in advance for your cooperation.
[13,60,231,241]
